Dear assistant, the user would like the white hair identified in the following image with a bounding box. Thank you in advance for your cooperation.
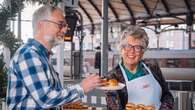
[32,5,61,36]
[118,25,149,50]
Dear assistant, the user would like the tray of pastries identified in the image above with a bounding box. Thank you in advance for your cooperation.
[63,102,88,110]
[126,103,155,110]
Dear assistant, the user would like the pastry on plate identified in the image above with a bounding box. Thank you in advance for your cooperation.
[145,105,155,110]
[135,104,145,110]
[108,79,118,86]
[126,103,136,110]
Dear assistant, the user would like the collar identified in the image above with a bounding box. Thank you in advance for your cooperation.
[27,38,52,58]
[119,60,149,75]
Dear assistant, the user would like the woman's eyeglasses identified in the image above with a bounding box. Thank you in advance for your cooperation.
[121,44,144,52]
[42,20,68,30]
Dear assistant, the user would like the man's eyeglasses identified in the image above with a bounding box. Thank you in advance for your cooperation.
[121,44,144,52]
[42,20,68,30]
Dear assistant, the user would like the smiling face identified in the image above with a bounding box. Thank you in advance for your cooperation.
[121,36,144,67]
[118,26,148,69]
[33,6,69,50]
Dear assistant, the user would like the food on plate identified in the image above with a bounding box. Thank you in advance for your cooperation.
[125,103,155,110]
[135,104,145,110]
[101,79,109,85]
[126,103,136,110]
[63,102,88,109]
[108,79,118,86]
[100,79,118,87]
[145,105,155,110]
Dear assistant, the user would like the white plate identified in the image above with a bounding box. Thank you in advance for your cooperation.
[97,83,125,90]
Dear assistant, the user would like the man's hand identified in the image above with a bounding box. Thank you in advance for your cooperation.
[80,74,103,94]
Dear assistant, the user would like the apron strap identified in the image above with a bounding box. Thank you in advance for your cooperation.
[141,62,153,75]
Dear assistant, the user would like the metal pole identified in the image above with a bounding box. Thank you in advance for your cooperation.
[70,42,74,79]
[12,20,15,33]
[17,10,21,40]
[182,30,185,49]
[188,26,192,49]
[186,12,193,49]
[56,44,65,85]
[58,3,66,110]
[91,35,94,50]
[101,0,109,76]
[157,33,160,49]
[56,2,66,86]
[76,11,84,77]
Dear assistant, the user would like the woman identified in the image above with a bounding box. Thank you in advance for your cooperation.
[105,25,174,110]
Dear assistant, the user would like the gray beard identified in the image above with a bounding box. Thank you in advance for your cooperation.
[43,35,63,47]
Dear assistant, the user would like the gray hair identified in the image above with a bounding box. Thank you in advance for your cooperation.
[118,25,149,50]
[32,5,61,35]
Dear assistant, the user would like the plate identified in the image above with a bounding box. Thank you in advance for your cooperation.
[97,83,125,90]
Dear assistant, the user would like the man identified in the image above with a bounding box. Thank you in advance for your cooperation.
[6,5,103,110]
